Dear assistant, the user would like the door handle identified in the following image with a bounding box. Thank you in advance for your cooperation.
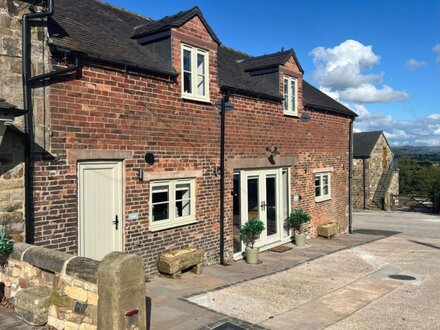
[113,215,119,230]
[260,201,267,211]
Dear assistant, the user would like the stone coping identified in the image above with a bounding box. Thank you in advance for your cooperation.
[11,242,98,283]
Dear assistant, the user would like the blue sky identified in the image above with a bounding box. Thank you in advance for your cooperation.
[106,0,440,146]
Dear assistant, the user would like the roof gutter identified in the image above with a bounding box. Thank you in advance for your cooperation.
[305,103,358,118]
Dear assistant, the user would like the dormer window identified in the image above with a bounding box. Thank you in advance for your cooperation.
[181,44,209,102]
[284,76,298,116]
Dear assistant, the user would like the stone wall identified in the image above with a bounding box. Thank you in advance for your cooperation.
[367,134,394,206]
[0,0,53,240]
[0,242,99,329]
[352,158,367,209]
[0,130,24,241]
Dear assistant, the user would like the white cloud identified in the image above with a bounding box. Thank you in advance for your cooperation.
[434,44,440,64]
[427,113,440,120]
[354,106,440,146]
[338,84,408,103]
[405,59,427,70]
[310,39,409,104]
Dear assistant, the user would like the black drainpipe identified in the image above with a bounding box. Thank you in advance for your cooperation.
[22,0,54,243]
[23,0,80,244]
[362,158,367,209]
[348,118,354,234]
[219,92,229,265]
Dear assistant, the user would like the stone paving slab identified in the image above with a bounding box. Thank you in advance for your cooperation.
[260,277,400,329]
[0,307,33,330]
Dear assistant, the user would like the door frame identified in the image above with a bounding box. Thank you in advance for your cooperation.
[234,167,291,259]
[77,160,124,258]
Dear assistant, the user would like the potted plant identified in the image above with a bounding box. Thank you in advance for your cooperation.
[240,217,265,264]
[0,228,13,265]
[289,209,311,247]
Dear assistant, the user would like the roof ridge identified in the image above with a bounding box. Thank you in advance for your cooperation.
[220,45,252,59]
[241,49,293,62]
[137,6,199,28]
[95,0,152,22]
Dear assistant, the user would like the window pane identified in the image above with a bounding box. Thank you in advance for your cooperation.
[183,49,191,72]
[284,79,288,110]
[323,185,329,196]
[323,175,328,185]
[315,176,321,197]
[176,200,191,217]
[197,75,205,96]
[197,54,205,75]
[152,203,169,221]
[152,186,169,204]
[184,72,192,93]
[291,79,296,112]
[176,183,190,200]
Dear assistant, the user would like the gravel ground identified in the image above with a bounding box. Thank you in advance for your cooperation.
[209,250,376,323]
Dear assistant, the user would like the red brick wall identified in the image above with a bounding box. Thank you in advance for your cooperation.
[32,17,351,273]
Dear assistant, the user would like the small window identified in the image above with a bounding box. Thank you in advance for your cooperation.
[284,76,298,116]
[181,44,209,102]
[315,172,331,202]
[150,179,196,231]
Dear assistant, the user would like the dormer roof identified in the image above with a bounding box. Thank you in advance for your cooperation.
[240,49,304,73]
[131,6,221,44]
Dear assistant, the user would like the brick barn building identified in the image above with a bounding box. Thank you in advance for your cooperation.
[0,0,357,273]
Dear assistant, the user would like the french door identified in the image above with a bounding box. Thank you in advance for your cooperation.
[233,168,291,256]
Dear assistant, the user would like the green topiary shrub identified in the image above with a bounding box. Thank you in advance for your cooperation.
[240,217,265,249]
[289,209,311,233]
[0,228,13,256]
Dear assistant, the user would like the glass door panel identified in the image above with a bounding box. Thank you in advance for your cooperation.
[266,175,277,237]
[247,176,260,221]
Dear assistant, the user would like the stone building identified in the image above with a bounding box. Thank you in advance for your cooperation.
[353,131,399,210]
[0,0,358,273]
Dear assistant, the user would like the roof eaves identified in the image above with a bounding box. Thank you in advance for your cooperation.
[51,44,178,78]
[220,85,283,102]
[305,102,358,118]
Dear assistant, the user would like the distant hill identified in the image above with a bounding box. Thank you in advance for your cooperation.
[393,146,440,164]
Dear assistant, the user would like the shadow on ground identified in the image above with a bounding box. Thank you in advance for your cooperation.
[353,229,401,237]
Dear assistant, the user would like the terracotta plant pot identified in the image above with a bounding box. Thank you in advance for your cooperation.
[245,246,259,264]
[294,233,306,247]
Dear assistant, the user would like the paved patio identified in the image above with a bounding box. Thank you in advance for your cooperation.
[146,229,388,330]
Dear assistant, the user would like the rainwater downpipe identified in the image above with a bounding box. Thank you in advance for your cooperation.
[348,118,354,234]
[22,0,54,244]
[363,158,367,209]
[219,92,229,265]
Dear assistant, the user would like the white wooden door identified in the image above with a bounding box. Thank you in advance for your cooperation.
[78,161,123,260]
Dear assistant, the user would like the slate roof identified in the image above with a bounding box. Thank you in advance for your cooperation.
[240,49,304,73]
[0,98,26,116]
[48,0,176,76]
[47,0,356,117]
[302,81,357,117]
[353,131,383,158]
[218,46,282,100]
[131,6,220,43]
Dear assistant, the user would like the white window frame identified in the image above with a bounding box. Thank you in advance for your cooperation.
[283,75,298,116]
[149,178,196,231]
[315,172,331,202]
[181,44,210,102]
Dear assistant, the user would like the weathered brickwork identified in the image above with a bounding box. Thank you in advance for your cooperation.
[1,8,352,274]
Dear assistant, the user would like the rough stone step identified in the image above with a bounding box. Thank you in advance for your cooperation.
[260,277,400,329]
[14,286,51,326]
